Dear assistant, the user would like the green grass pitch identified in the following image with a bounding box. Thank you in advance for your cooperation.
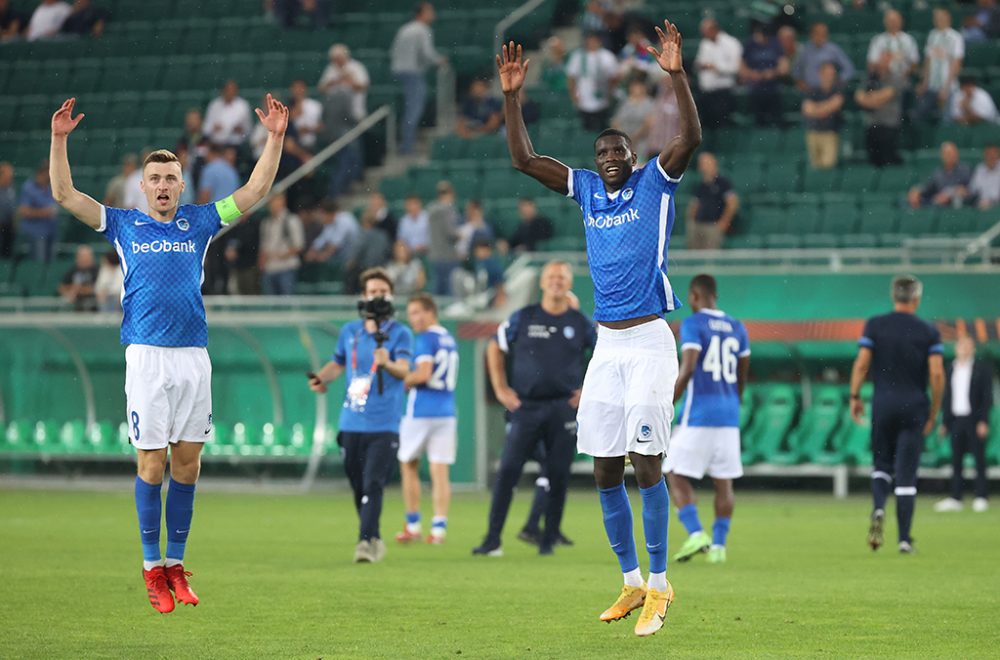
[2,487,998,658]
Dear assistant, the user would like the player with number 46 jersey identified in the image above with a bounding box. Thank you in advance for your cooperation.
[664,275,750,565]
[397,294,459,544]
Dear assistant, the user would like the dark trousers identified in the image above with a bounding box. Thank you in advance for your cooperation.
[485,400,578,546]
[699,89,735,129]
[949,416,989,500]
[0,223,13,259]
[865,125,902,167]
[339,431,399,541]
[871,403,925,543]
[748,88,783,127]
[579,108,610,132]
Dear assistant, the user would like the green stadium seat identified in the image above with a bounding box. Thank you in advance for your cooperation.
[29,420,61,454]
[762,161,800,193]
[796,386,846,464]
[765,234,801,249]
[14,95,51,132]
[940,208,983,235]
[896,209,938,235]
[839,166,880,194]
[801,234,839,249]
[858,203,898,234]
[379,177,412,200]
[725,235,765,250]
[787,200,824,233]
[58,420,87,454]
[838,234,878,248]
[822,201,860,233]
[0,98,19,132]
[838,384,873,465]
[2,420,32,453]
[7,60,42,96]
[802,168,841,193]
[743,384,799,464]
[874,167,913,192]
[988,408,1000,466]
[37,59,74,96]
[751,208,788,234]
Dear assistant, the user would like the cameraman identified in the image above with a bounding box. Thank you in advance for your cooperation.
[308,267,414,563]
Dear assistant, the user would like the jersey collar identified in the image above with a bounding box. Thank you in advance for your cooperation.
[700,309,726,317]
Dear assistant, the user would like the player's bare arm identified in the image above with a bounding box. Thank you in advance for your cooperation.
[49,98,103,229]
[309,360,345,394]
[926,353,945,437]
[374,347,410,380]
[486,339,521,411]
[648,21,702,179]
[231,93,289,213]
[497,41,570,195]
[849,347,873,423]
[404,361,434,388]
[673,348,700,403]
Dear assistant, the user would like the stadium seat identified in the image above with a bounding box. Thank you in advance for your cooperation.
[743,384,799,464]
[792,386,846,465]
[838,384,873,465]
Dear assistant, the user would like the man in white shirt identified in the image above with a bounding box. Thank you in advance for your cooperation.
[950,76,999,125]
[390,2,446,154]
[867,10,919,77]
[289,79,323,149]
[935,337,993,513]
[916,8,965,121]
[966,143,1000,209]
[202,80,253,147]
[121,150,148,214]
[26,0,70,41]
[396,194,430,254]
[318,44,370,123]
[304,198,359,266]
[694,18,743,128]
[565,31,620,131]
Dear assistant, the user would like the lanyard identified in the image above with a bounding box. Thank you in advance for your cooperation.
[350,326,384,376]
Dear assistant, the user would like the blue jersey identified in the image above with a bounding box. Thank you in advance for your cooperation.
[333,319,414,433]
[100,203,233,347]
[677,309,751,428]
[406,325,458,418]
[567,160,683,322]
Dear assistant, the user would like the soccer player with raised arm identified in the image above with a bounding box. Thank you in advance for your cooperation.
[48,95,288,613]
[663,275,750,565]
[497,19,701,637]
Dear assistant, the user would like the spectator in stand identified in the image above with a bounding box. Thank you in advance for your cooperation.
[397,194,429,254]
[0,162,15,258]
[197,144,241,205]
[566,30,620,131]
[318,44,370,125]
[361,192,397,246]
[907,142,972,209]
[60,0,107,38]
[855,60,905,167]
[103,153,136,208]
[539,36,568,94]
[916,8,965,123]
[611,77,654,155]
[320,85,362,200]
[121,148,147,213]
[259,192,305,296]
[962,0,1000,43]
[516,88,541,130]
[503,197,553,255]
[177,108,206,181]
[950,76,999,125]
[776,25,801,86]
[640,74,680,162]
[203,80,252,148]
[456,199,494,261]
[456,79,503,139]
[965,144,1000,210]
[304,198,359,267]
[618,25,662,83]
[25,0,70,41]
[288,79,323,149]
[176,148,196,205]
[793,22,854,91]
[385,240,426,296]
[58,244,98,312]
[0,0,25,40]
[426,181,460,296]
[344,207,392,295]
[741,23,784,127]
[223,219,260,295]
[18,161,58,262]
[272,0,329,29]
[470,237,506,309]
[802,62,845,170]
[686,152,738,250]
[694,18,743,128]
[94,249,123,312]
[867,10,919,78]
[390,2,446,155]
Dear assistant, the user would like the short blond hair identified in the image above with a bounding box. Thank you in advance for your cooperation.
[142,149,181,171]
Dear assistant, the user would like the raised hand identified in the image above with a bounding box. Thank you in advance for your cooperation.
[51,98,85,136]
[496,41,530,95]
[255,93,289,135]
[647,20,683,74]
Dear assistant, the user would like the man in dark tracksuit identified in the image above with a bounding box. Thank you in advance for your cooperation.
[936,336,993,512]
[473,261,597,556]
[850,275,945,554]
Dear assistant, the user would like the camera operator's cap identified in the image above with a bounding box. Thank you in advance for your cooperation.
[436,180,454,195]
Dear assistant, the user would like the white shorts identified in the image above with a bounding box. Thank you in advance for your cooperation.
[398,416,457,464]
[124,344,214,451]
[663,426,743,480]
[576,318,677,458]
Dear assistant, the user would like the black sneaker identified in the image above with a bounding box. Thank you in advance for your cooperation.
[471,538,503,557]
[868,509,884,551]
[554,532,574,547]
[538,542,554,556]
[517,528,541,546]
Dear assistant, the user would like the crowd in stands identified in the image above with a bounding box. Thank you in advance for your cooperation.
[0,0,109,42]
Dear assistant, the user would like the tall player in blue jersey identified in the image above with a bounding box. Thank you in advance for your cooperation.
[396,293,459,545]
[663,275,750,565]
[498,18,701,637]
[48,95,288,613]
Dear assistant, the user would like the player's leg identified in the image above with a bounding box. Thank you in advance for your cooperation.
[939,421,968,510]
[868,413,895,550]
[425,417,457,543]
[519,443,548,545]
[338,432,372,562]
[135,448,174,614]
[473,407,542,555]
[396,416,428,542]
[163,440,203,605]
[593,455,648,622]
[969,421,989,510]
[663,426,712,561]
[357,432,400,562]
[894,422,924,552]
[708,478,734,564]
[705,428,743,563]
[537,402,577,554]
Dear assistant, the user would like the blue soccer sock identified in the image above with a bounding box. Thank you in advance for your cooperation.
[405,511,422,533]
[134,476,162,566]
[431,516,447,538]
[640,479,670,581]
[677,503,704,535]
[599,483,639,577]
[712,516,731,547]
[164,478,196,565]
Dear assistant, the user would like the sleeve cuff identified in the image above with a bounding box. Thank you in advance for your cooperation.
[415,355,434,364]
[929,343,944,354]
[738,349,751,358]
[858,337,875,348]
[496,320,510,353]
[655,157,683,184]
[98,205,107,232]
[681,342,702,352]
[565,168,574,199]
[332,355,346,366]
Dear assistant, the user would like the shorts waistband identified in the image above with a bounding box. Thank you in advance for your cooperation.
[597,317,671,340]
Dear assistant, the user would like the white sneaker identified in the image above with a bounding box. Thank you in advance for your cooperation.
[972,498,989,513]
[933,497,963,512]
